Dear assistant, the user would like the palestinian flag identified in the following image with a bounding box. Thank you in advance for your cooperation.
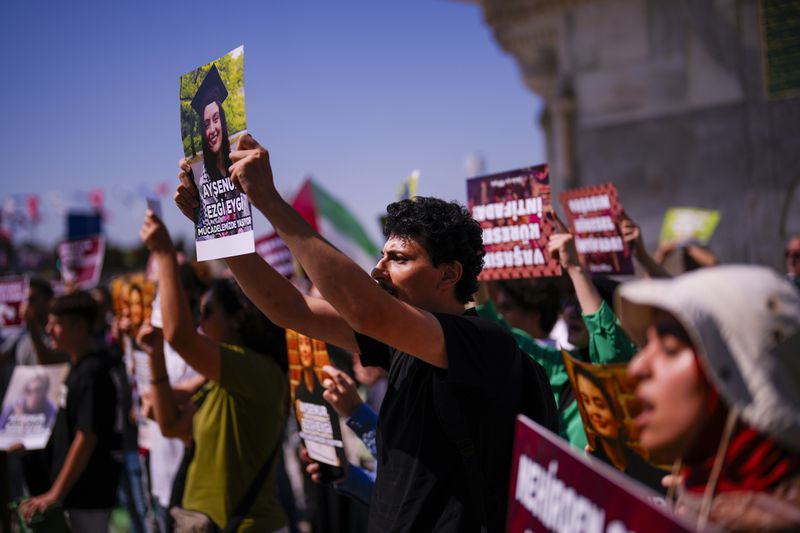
[292,178,381,272]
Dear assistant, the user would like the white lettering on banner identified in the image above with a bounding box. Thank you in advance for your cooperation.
[575,236,624,254]
[482,223,541,245]
[515,456,606,533]
[201,177,237,199]
[484,247,544,269]
[567,195,611,215]
[472,197,543,222]
[574,216,615,233]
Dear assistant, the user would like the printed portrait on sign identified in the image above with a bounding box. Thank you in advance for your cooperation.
[563,351,669,493]
[179,46,254,260]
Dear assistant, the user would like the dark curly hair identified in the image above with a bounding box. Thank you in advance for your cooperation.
[383,197,485,304]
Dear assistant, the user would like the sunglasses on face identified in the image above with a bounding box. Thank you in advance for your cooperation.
[786,251,800,261]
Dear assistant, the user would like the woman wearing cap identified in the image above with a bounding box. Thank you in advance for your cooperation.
[189,64,250,238]
[618,265,800,531]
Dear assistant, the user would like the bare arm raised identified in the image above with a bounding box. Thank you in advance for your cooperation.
[175,159,358,352]
[201,136,449,368]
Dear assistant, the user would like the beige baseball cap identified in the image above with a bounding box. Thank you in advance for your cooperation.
[616,265,800,452]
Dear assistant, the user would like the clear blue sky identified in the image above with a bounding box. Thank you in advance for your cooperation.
[1,0,544,248]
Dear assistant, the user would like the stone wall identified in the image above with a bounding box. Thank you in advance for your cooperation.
[470,0,800,268]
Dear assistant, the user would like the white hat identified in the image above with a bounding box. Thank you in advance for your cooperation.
[616,265,800,452]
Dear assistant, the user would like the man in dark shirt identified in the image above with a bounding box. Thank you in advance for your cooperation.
[19,291,121,532]
[174,135,556,531]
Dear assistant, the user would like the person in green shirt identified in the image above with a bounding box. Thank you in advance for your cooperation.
[476,230,638,451]
[138,212,289,533]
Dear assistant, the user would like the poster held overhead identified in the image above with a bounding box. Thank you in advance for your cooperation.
[466,164,561,280]
[179,46,254,261]
[659,207,721,246]
[559,183,633,275]
[57,235,105,290]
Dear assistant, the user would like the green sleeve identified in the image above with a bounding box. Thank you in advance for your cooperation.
[582,300,638,364]
[475,301,568,399]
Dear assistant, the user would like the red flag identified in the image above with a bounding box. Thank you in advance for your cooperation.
[26,195,40,225]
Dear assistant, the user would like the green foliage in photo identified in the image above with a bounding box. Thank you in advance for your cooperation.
[179,46,246,158]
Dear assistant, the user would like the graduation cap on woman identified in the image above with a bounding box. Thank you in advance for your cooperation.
[190,64,229,115]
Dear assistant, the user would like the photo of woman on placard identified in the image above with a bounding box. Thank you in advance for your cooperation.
[189,63,250,240]
[573,365,667,492]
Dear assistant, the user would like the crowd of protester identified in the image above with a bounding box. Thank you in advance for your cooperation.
[0,136,798,532]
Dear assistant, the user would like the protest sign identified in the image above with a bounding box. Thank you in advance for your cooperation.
[179,45,254,261]
[559,184,633,275]
[507,415,695,533]
[659,207,721,246]
[286,329,346,474]
[110,273,156,336]
[57,235,105,290]
[466,165,560,279]
[0,364,69,450]
[255,232,295,278]
[562,350,669,492]
[146,197,163,220]
[0,276,27,333]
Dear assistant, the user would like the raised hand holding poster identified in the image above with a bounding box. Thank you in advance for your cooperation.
[179,46,254,261]
[559,183,633,275]
[466,165,560,279]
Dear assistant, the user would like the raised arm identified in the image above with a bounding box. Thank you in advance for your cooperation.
[139,212,222,381]
[136,323,194,442]
[175,158,358,352]
[619,213,671,279]
[548,232,603,315]
[225,254,358,352]
[178,139,448,368]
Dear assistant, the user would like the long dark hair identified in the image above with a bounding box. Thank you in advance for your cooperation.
[573,365,626,441]
[200,101,233,181]
[206,279,287,373]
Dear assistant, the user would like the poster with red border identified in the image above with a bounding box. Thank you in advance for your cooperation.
[466,165,561,279]
[507,415,697,533]
[559,183,634,275]
[0,276,27,333]
[57,235,105,290]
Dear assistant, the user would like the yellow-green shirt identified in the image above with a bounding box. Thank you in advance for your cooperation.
[183,344,288,532]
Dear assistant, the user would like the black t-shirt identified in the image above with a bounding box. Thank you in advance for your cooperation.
[355,311,535,533]
[49,350,122,509]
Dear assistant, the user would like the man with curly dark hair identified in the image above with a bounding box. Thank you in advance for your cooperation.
[174,134,557,533]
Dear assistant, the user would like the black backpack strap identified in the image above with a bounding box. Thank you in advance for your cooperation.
[223,417,287,533]
[433,379,490,533]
